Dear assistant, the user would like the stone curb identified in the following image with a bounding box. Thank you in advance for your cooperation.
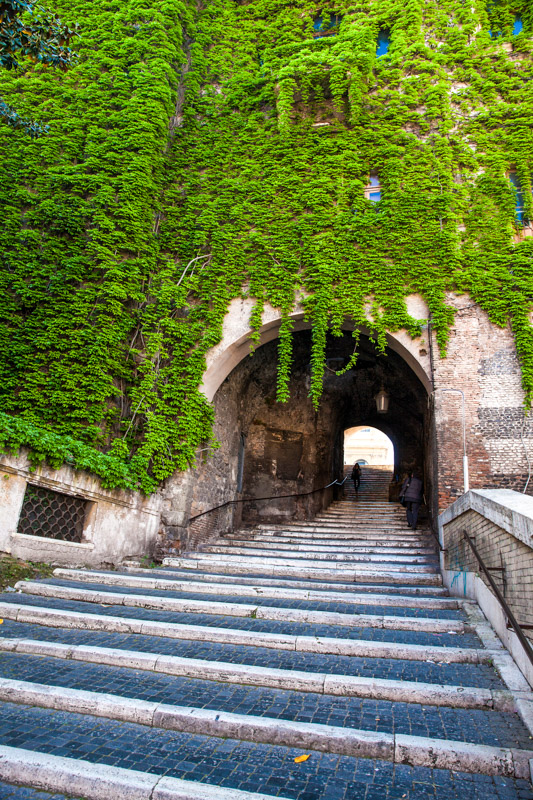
[54,567,456,606]
[0,601,478,662]
[0,682,530,778]
[16,581,465,633]
[161,558,441,585]
[0,745,288,800]
[0,637,515,710]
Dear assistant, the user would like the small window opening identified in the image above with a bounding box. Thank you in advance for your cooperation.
[17,484,88,543]
[376,28,390,57]
[313,13,343,37]
[364,173,382,203]
[509,170,528,225]
[512,15,523,35]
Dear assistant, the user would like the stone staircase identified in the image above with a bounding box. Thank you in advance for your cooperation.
[1,470,533,799]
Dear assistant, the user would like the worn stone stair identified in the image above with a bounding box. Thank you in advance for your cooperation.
[1,468,533,799]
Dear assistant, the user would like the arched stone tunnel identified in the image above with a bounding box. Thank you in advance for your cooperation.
[183,327,434,533]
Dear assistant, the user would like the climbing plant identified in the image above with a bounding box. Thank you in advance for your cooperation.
[0,0,531,492]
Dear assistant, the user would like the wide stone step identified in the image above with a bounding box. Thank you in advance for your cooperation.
[252,532,432,545]
[0,638,512,708]
[186,552,438,573]
[197,546,438,565]
[14,582,459,629]
[257,524,429,534]
[54,568,454,605]
[0,602,479,662]
[163,557,442,585]
[121,566,454,599]
[2,649,530,749]
[1,684,531,778]
[215,539,437,555]
[246,532,433,545]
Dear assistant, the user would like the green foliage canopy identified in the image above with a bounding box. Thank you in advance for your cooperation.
[0,0,532,492]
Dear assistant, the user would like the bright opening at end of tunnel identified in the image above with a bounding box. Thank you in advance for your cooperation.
[343,426,394,467]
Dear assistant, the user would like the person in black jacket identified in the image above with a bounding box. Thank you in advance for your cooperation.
[351,463,362,492]
[400,472,423,530]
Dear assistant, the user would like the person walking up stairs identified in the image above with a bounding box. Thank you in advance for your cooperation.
[0,467,533,799]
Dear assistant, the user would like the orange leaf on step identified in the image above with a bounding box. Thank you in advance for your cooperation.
[294,755,310,763]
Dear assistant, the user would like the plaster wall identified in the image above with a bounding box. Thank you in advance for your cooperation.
[0,450,161,567]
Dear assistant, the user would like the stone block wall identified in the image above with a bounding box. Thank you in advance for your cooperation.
[443,509,533,632]
[440,489,533,685]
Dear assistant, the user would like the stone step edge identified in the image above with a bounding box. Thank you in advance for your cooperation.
[182,554,437,574]
[0,745,286,800]
[53,569,457,609]
[0,601,478,663]
[16,581,464,633]
[120,565,451,598]
[197,547,437,564]
[0,681,531,779]
[161,558,442,586]
[0,637,519,712]
[213,540,437,553]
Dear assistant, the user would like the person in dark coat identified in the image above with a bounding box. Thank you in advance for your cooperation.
[400,472,423,530]
[351,463,362,491]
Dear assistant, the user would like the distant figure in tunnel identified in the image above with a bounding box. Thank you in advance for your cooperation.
[351,463,362,492]
[400,472,423,530]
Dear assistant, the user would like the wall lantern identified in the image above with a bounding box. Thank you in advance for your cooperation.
[375,387,389,414]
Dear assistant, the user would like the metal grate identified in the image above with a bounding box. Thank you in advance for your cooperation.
[17,484,88,543]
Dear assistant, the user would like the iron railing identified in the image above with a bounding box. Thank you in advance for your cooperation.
[462,528,533,668]
[186,476,348,546]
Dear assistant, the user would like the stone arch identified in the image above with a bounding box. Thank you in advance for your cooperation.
[201,295,433,402]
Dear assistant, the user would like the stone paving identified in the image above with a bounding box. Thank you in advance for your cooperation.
[0,652,529,747]
[0,591,478,646]
[1,703,533,800]
[0,618,505,686]
[1,467,533,799]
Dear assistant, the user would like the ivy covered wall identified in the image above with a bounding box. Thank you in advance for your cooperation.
[0,0,532,493]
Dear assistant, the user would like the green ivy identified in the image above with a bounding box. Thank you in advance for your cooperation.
[0,0,532,492]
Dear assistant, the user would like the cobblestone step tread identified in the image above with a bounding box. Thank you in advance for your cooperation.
[59,567,453,601]
[1,679,531,778]
[2,717,533,800]
[1,651,528,749]
[0,593,479,647]
[0,627,509,693]
[123,565,451,596]
[0,600,483,663]
[20,579,464,620]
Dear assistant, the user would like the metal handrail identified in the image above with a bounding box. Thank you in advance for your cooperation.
[188,476,348,524]
[463,529,533,668]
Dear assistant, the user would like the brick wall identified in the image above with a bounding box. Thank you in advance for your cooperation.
[442,508,533,635]
[433,293,533,510]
